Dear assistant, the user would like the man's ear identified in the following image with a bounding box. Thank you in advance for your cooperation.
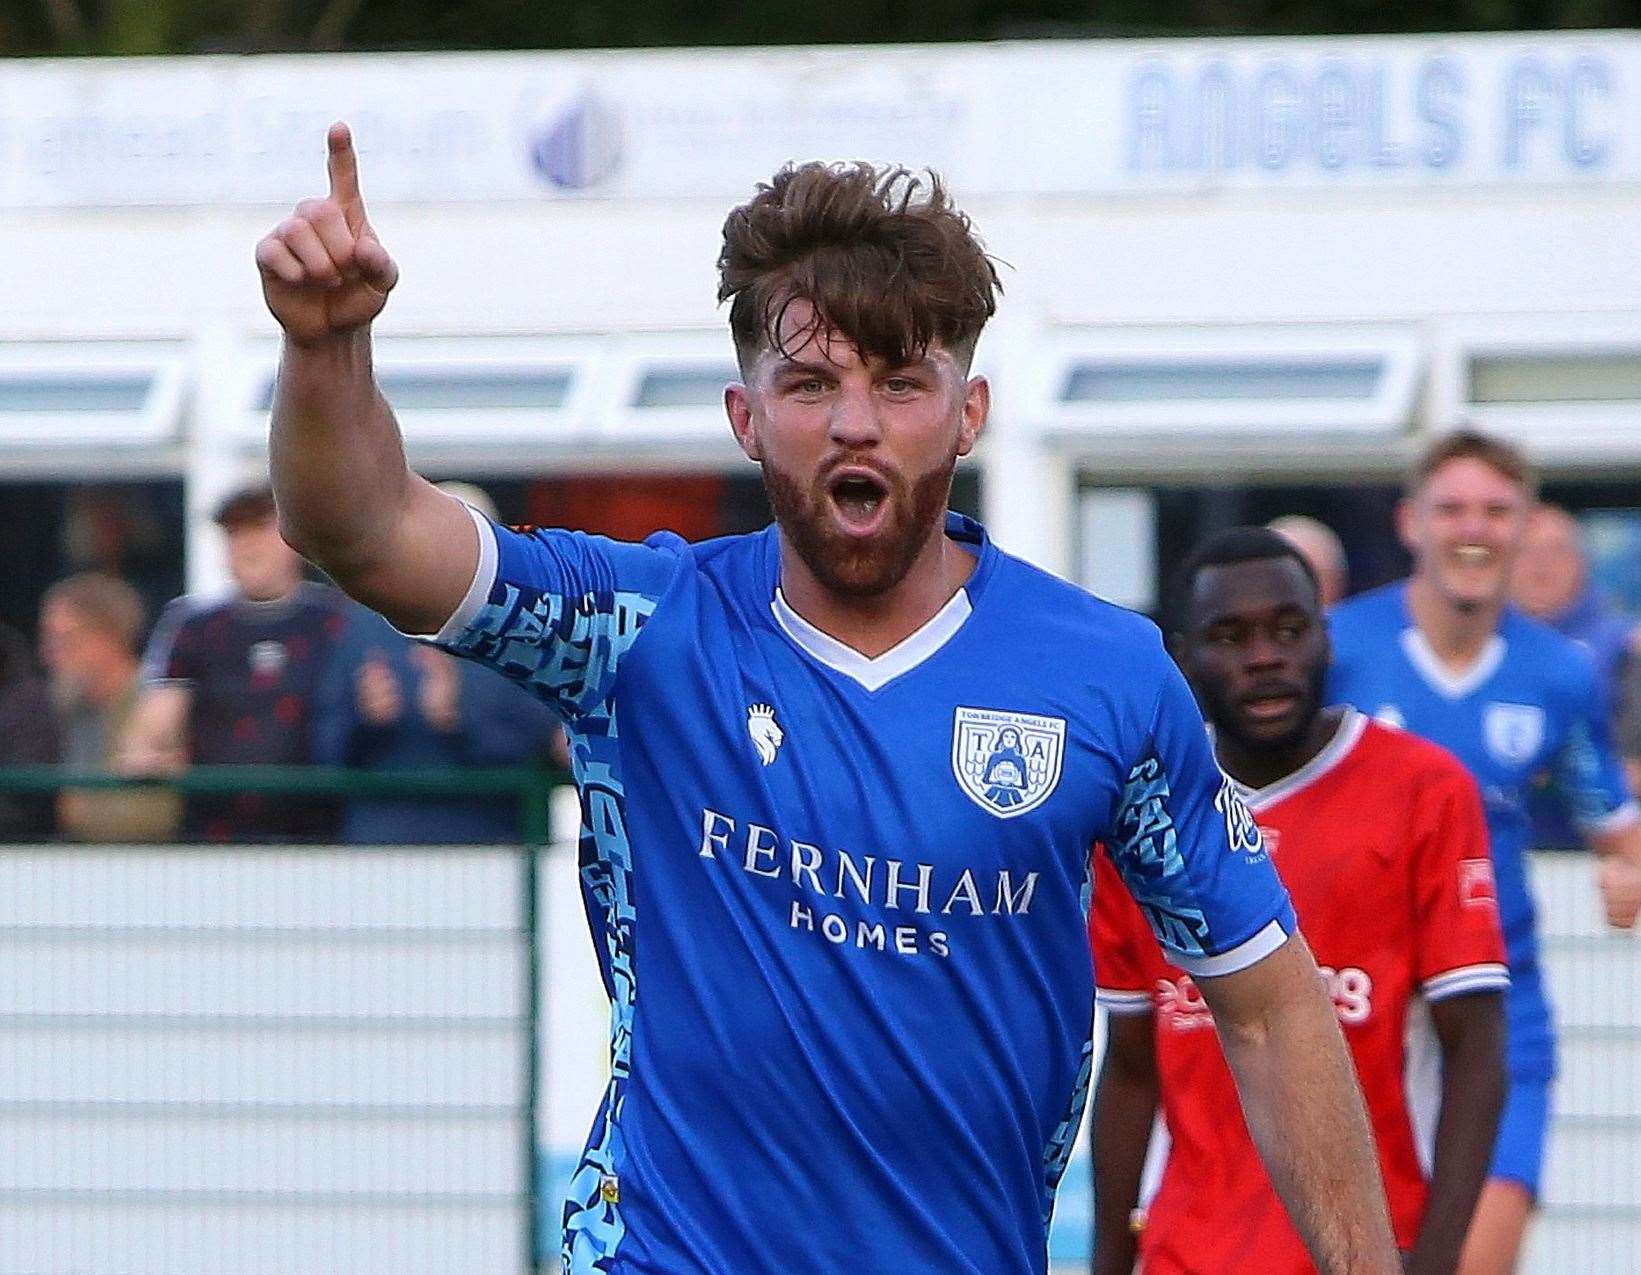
[957,375,990,457]
[725,383,762,462]
[1166,626,1191,669]
[1394,497,1417,556]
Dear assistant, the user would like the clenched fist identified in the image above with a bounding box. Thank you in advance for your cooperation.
[255,123,399,345]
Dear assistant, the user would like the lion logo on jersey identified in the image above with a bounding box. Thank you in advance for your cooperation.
[952,707,1066,819]
[747,704,784,766]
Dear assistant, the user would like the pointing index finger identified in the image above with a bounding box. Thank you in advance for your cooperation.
[326,121,365,228]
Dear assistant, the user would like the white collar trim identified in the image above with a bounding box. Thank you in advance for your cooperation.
[1235,708,1368,813]
[1400,627,1506,699]
[770,586,972,692]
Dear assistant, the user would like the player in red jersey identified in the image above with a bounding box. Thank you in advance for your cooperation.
[1090,527,1508,1275]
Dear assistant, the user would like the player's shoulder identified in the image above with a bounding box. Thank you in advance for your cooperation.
[138,588,235,682]
[1501,606,1599,692]
[1327,581,1404,638]
[155,587,235,631]
[1353,715,1475,792]
[989,543,1166,653]
[675,526,767,572]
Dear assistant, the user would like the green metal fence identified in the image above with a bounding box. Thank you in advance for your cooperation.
[0,765,562,848]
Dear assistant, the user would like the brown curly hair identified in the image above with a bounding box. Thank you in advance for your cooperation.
[1408,429,1538,498]
[718,161,1001,374]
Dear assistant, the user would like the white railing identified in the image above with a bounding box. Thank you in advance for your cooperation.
[0,845,534,1275]
[0,843,1633,1273]
[1526,853,1641,1272]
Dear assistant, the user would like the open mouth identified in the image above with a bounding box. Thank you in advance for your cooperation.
[1453,544,1494,566]
[827,470,889,533]
[1241,691,1302,723]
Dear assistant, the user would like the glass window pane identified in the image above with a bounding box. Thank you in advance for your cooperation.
[376,368,572,411]
[1059,359,1381,403]
[634,367,737,409]
[0,373,153,412]
[1470,353,1641,404]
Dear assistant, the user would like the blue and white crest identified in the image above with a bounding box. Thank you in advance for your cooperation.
[1484,701,1545,768]
[952,707,1066,819]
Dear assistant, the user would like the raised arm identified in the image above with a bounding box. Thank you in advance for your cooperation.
[1090,1012,1158,1275]
[256,123,476,634]
[1195,934,1400,1275]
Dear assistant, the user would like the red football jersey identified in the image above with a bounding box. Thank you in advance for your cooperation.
[1092,711,1507,1274]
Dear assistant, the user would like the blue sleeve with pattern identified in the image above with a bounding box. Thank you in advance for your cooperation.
[429,510,686,724]
[1551,654,1638,836]
[1104,658,1297,978]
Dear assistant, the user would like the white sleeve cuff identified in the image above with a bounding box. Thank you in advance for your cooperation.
[1096,988,1155,1017]
[1422,963,1511,1001]
[400,502,498,644]
[1173,919,1290,979]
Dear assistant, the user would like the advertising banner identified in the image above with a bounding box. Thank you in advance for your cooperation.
[0,35,1637,208]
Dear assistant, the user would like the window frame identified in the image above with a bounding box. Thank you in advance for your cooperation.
[1438,315,1641,462]
[1028,324,1423,440]
[0,341,189,448]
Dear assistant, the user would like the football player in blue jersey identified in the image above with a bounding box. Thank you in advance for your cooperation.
[256,123,1401,1275]
[1328,429,1641,1275]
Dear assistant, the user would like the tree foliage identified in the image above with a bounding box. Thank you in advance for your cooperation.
[1,0,1637,57]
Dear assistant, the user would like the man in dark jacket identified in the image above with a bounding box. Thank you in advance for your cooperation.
[0,620,61,840]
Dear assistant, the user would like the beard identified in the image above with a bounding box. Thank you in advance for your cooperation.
[762,447,958,598]
[1196,657,1328,755]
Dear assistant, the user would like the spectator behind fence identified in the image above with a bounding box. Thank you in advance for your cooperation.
[1512,503,1641,849]
[1268,514,1349,608]
[313,485,564,844]
[119,485,345,842]
[38,574,179,842]
[0,620,60,840]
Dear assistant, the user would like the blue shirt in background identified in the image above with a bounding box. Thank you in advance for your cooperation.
[1328,582,1637,1080]
[313,604,560,844]
[1526,586,1638,850]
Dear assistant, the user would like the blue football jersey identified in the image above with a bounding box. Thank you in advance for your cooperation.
[430,508,1295,1275]
[1328,582,1637,1079]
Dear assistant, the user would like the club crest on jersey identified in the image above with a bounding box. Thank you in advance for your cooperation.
[1483,702,1544,767]
[747,703,784,766]
[951,707,1066,819]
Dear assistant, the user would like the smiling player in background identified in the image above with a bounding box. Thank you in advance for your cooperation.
[255,124,1402,1275]
[1091,526,1507,1275]
[1328,431,1641,1273]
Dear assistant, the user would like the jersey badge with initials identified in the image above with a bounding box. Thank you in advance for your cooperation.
[951,707,1066,819]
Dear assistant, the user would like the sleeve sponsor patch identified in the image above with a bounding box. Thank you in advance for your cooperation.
[1458,858,1498,909]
